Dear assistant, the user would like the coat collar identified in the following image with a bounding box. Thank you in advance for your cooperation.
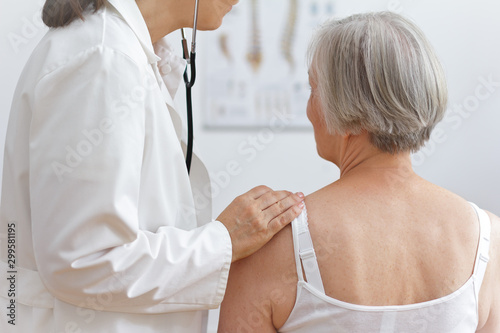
[106,0,161,64]
[106,0,186,101]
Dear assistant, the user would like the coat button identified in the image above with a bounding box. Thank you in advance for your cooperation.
[160,63,172,75]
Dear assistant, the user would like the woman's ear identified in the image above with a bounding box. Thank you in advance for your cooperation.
[341,130,354,141]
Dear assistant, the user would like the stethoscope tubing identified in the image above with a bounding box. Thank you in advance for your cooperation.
[183,53,196,174]
[182,0,200,174]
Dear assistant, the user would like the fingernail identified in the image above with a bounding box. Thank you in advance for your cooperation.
[298,202,304,209]
[297,192,305,199]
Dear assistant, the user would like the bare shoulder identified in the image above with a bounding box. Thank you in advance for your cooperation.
[219,224,298,332]
[486,210,500,237]
[227,223,296,290]
[485,210,500,277]
[476,210,500,332]
[420,180,476,211]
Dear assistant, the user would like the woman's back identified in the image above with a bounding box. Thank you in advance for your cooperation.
[305,172,479,308]
[218,171,499,332]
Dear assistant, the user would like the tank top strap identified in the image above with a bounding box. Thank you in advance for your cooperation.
[291,204,325,293]
[469,202,491,300]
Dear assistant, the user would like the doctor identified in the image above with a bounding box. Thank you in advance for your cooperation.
[0,0,304,332]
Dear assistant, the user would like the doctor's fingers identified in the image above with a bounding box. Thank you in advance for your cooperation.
[261,192,304,221]
[267,200,305,236]
[245,185,273,199]
[257,190,302,211]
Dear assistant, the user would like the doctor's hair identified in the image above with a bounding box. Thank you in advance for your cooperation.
[42,0,105,28]
[307,12,448,154]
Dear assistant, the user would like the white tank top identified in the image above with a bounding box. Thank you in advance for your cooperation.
[279,202,491,333]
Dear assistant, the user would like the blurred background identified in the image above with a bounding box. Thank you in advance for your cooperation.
[1,0,499,331]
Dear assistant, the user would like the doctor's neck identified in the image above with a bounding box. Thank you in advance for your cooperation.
[136,0,193,43]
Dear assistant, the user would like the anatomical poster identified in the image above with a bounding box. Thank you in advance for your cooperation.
[203,0,336,129]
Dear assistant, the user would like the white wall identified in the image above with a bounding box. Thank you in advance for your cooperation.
[2,1,498,211]
[1,0,499,331]
[1,0,48,203]
[190,0,500,217]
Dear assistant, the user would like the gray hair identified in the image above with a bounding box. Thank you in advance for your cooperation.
[308,11,448,154]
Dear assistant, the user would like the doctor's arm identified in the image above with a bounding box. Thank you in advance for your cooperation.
[29,46,301,314]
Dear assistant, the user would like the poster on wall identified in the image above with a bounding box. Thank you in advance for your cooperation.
[203,0,336,129]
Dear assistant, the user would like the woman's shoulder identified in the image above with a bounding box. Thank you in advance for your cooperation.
[227,222,297,294]
[477,210,500,331]
[486,210,500,268]
[310,176,477,220]
[221,221,299,330]
[486,210,500,240]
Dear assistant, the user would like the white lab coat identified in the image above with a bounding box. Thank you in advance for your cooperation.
[0,0,232,332]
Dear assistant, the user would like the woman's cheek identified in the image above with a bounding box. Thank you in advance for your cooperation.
[306,97,313,122]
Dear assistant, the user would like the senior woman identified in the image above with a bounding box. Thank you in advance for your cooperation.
[218,12,499,333]
[0,0,305,332]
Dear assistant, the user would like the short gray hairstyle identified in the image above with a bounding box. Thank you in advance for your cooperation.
[308,11,448,154]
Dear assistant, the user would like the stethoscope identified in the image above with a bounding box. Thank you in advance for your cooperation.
[181,0,200,174]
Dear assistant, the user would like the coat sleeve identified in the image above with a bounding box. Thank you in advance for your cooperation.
[28,45,232,314]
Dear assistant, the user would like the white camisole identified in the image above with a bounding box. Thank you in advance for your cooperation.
[279,203,491,333]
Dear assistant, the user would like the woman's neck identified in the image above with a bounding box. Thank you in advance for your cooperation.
[336,133,414,180]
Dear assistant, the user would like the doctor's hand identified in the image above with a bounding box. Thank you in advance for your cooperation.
[217,186,304,263]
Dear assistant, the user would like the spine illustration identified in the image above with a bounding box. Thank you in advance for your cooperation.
[247,0,263,73]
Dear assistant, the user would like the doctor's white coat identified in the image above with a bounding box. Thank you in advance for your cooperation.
[0,0,232,331]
